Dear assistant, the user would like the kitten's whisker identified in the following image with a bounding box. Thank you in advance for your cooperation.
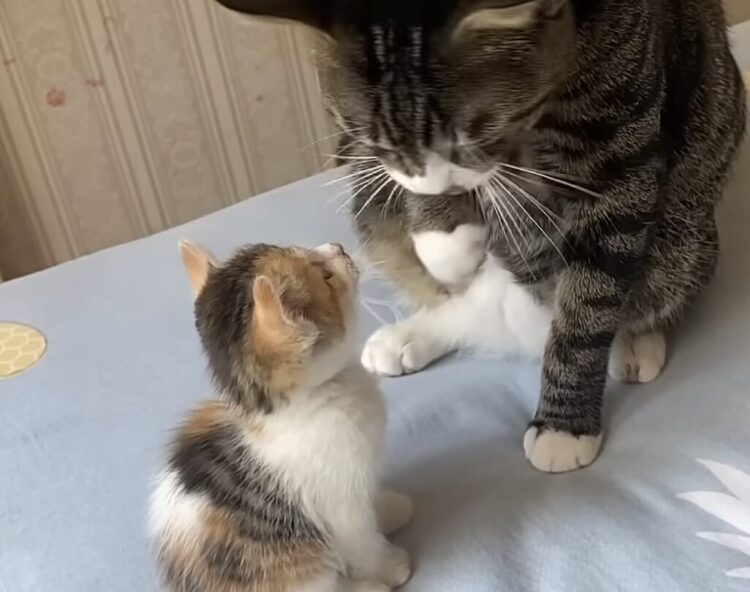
[498,163,602,199]
[495,176,568,266]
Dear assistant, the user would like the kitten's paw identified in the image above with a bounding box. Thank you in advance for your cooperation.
[523,427,602,473]
[608,331,666,384]
[412,224,487,286]
[377,490,414,535]
[348,581,392,592]
[381,545,411,587]
[361,323,441,377]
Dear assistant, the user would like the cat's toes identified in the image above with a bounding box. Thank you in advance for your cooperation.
[381,545,411,587]
[377,490,414,535]
[348,581,392,592]
[523,427,602,473]
[608,331,666,384]
[361,324,437,377]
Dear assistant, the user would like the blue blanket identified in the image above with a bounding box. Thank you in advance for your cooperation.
[1,27,749,592]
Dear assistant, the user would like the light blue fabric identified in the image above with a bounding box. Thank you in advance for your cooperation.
[2,33,750,592]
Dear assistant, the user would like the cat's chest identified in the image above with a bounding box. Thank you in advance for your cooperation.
[250,367,386,481]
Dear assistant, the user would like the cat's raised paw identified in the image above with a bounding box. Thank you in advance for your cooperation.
[523,427,602,473]
[361,323,439,377]
[608,331,666,384]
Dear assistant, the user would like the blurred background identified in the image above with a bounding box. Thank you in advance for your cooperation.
[0,0,748,281]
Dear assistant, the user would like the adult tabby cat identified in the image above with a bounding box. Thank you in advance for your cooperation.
[214,0,747,472]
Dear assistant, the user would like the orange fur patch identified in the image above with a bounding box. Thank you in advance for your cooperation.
[160,505,334,592]
[248,250,350,393]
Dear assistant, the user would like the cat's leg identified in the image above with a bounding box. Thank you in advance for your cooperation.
[524,158,664,473]
[362,258,550,376]
[376,490,414,535]
[608,330,667,383]
[329,502,411,588]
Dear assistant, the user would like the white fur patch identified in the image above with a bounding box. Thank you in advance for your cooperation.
[149,470,208,541]
[608,331,667,384]
[250,363,395,580]
[411,224,487,286]
[386,153,493,195]
[361,256,552,377]
[523,428,602,473]
[456,3,539,34]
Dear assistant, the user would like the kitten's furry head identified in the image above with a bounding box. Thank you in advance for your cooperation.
[213,0,576,195]
[180,241,359,411]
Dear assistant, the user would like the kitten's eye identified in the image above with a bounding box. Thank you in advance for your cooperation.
[321,268,334,282]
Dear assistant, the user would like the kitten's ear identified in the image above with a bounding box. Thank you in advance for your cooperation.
[212,0,330,31]
[252,275,291,330]
[179,240,216,299]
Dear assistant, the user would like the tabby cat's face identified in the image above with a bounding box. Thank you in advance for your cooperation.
[214,0,576,195]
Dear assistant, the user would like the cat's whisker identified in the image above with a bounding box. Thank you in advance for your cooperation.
[380,180,402,219]
[324,164,384,187]
[495,172,569,238]
[482,182,537,281]
[301,127,365,152]
[320,137,369,168]
[498,162,602,199]
[494,175,569,266]
[335,169,389,213]
[497,170,565,221]
[354,174,393,220]
[488,177,531,249]
[330,155,379,161]
[328,165,385,206]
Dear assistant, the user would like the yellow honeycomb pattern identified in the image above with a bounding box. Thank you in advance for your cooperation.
[0,323,47,379]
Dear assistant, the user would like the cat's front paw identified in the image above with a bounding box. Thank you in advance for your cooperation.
[361,323,440,377]
[523,426,602,473]
[608,331,666,384]
[380,545,411,588]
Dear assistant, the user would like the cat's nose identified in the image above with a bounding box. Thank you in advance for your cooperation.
[315,242,345,258]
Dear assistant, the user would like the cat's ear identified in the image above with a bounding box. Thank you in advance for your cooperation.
[252,275,318,347]
[179,240,216,299]
[455,0,567,33]
[252,275,291,330]
[212,0,330,31]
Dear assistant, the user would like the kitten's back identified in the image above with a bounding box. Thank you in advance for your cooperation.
[152,401,335,592]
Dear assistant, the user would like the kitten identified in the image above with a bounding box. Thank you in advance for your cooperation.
[150,241,413,592]
[213,0,747,472]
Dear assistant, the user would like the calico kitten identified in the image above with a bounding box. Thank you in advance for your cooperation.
[150,241,413,592]
[213,0,747,473]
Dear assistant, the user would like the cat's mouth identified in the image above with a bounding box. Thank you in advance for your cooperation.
[385,158,494,196]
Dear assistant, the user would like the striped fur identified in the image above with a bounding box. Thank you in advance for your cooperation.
[212,0,747,470]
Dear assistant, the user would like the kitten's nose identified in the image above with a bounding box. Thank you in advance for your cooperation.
[315,242,345,257]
